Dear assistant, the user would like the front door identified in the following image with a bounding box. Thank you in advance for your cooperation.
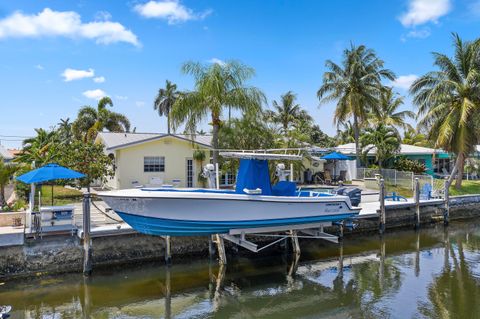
[186,158,194,187]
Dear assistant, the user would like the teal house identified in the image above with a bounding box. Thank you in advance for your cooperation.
[335,143,452,176]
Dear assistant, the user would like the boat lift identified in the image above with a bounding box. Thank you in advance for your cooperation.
[213,221,342,265]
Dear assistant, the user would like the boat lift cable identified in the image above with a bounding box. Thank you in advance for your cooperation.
[90,199,123,223]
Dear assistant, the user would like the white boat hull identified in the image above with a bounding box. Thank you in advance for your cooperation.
[99,188,361,236]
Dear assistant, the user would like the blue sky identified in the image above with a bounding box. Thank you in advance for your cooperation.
[1,0,480,148]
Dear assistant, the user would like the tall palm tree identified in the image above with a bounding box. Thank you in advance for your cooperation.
[72,97,131,141]
[57,118,73,145]
[266,91,305,134]
[170,60,265,164]
[317,44,395,167]
[370,87,414,132]
[154,80,179,134]
[410,34,480,188]
[360,124,401,168]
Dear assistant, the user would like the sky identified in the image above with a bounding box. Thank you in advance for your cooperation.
[1,0,480,149]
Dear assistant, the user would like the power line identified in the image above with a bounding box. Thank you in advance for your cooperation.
[0,134,32,138]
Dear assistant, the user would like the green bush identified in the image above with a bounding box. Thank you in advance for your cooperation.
[393,157,426,174]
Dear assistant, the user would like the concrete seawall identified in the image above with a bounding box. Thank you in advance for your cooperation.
[1,195,480,280]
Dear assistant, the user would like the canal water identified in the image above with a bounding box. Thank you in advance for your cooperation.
[1,220,480,319]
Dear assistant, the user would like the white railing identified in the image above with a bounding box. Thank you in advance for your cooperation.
[357,168,434,190]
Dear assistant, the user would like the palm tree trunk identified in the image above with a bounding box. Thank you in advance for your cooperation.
[447,153,463,188]
[353,115,361,168]
[454,152,465,189]
[212,115,220,165]
[167,113,171,135]
[0,184,5,207]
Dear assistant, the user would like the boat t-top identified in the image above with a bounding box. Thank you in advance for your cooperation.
[99,151,361,236]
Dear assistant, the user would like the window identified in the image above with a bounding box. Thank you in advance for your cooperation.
[220,172,236,186]
[144,156,165,172]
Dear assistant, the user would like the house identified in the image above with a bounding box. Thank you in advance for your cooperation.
[0,145,13,162]
[335,143,452,176]
[96,132,212,189]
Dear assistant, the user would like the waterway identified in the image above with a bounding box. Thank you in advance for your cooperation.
[1,220,480,318]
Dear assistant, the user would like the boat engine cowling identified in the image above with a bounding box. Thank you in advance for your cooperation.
[275,163,290,182]
[202,164,217,189]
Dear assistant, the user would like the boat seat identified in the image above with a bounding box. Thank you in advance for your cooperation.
[272,181,297,196]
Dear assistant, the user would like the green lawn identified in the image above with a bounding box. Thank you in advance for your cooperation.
[39,185,83,206]
[449,180,480,196]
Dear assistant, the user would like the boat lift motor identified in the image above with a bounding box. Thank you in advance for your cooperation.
[202,164,217,189]
[275,163,290,182]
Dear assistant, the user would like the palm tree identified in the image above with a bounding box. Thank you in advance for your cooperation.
[317,44,395,167]
[154,80,179,134]
[360,124,401,168]
[15,128,60,166]
[370,87,414,132]
[170,60,265,164]
[57,118,73,145]
[0,158,18,207]
[266,91,305,134]
[402,127,430,147]
[410,34,480,188]
[72,97,131,141]
[336,121,356,145]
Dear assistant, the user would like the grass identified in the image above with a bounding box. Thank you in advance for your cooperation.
[39,185,83,206]
[449,180,480,196]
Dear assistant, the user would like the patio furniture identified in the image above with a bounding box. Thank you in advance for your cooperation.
[324,170,333,185]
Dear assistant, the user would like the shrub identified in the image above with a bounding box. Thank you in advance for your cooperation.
[393,157,426,174]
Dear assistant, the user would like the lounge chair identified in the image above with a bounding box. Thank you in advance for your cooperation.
[338,170,347,182]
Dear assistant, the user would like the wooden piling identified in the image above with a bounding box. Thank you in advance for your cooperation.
[82,192,92,276]
[444,177,449,226]
[414,177,420,229]
[290,230,300,255]
[379,178,386,235]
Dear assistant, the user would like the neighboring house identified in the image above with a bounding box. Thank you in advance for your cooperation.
[335,143,452,176]
[0,144,13,162]
[96,132,212,189]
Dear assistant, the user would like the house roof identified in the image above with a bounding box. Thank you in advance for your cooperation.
[96,132,213,150]
[0,144,13,160]
[336,143,446,156]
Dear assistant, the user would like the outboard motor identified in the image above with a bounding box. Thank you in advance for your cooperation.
[202,164,217,189]
[275,163,290,181]
[336,187,362,206]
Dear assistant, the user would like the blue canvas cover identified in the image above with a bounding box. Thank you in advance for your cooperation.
[235,159,272,195]
[272,181,297,196]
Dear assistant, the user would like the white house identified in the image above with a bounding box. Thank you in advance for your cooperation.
[96,132,212,189]
[0,145,13,162]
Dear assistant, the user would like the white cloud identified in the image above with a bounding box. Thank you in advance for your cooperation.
[35,64,44,70]
[0,8,139,46]
[134,1,211,24]
[115,95,128,100]
[83,89,107,100]
[62,68,94,81]
[135,101,145,107]
[404,28,431,40]
[399,0,451,27]
[93,76,105,83]
[208,58,225,66]
[390,74,419,90]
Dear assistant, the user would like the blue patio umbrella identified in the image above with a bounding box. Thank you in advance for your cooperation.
[16,163,85,206]
[321,152,349,180]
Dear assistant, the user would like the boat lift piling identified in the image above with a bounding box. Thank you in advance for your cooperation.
[444,177,450,226]
[414,178,420,230]
[379,179,386,235]
[82,192,92,276]
[164,235,172,265]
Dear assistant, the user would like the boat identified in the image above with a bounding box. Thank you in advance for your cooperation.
[99,152,361,236]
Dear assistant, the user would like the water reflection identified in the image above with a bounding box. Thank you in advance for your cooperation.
[1,221,480,318]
